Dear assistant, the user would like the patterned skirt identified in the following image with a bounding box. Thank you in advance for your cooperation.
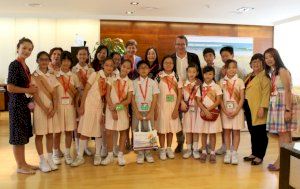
[266,92,300,133]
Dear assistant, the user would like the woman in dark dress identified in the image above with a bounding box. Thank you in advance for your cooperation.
[145,47,160,79]
[7,37,38,174]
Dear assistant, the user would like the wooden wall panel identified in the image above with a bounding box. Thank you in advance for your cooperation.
[100,20,273,62]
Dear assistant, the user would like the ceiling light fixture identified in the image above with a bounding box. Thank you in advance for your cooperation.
[27,3,42,7]
[130,2,139,5]
[236,7,254,13]
[126,11,135,15]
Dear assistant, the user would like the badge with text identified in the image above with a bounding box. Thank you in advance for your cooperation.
[61,97,70,105]
[166,94,175,102]
[116,104,125,111]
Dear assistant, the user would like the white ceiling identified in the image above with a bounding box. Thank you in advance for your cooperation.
[0,0,300,25]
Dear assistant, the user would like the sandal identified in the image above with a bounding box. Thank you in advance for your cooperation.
[17,168,36,175]
[243,155,256,162]
[267,164,280,171]
[199,153,207,163]
[251,158,263,165]
[209,154,216,164]
[26,164,39,170]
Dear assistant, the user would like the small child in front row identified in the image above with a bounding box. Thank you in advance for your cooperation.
[54,51,79,165]
[196,66,223,163]
[132,60,159,164]
[181,64,201,159]
[101,59,133,166]
[156,55,182,160]
[32,51,60,172]
[220,59,245,165]
[71,58,114,167]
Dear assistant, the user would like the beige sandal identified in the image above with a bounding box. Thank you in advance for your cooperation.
[17,168,36,175]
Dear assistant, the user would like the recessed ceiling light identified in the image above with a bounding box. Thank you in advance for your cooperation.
[143,6,159,10]
[130,2,139,5]
[126,11,135,15]
[26,3,42,7]
[236,7,254,13]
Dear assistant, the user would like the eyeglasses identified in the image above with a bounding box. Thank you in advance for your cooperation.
[175,43,186,46]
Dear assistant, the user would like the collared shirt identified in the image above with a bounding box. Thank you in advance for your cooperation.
[220,74,245,102]
[176,53,188,81]
[133,76,160,111]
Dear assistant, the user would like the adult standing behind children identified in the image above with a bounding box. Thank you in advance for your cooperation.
[171,35,203,153]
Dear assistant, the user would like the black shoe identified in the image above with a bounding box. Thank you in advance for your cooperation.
[243,156,256,162]
[251,159,263,165]
[175,143,183,153]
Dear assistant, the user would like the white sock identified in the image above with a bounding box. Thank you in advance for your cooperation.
[48,153,53,159]
[167,147,172,150]
[78,139,85,158]
[39,154,45,161]
[95,137,101,156]
[65,148,70,156]
[211,151,215,155]
[84,140,89,150]
[118,151,123,156]
[226,150,231,154]
[187,144,192,151]
[192,142,198,151]
[75,138,79,149]
[53,149,59,156]
[232,150,237,154]
[107,152,113,157]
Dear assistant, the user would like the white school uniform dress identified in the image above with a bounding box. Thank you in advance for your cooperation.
[182,80,201,133]
[77,71,105,137]
[132,76,160,130]
[56,70,80,132]
[195,81,223,134]
[220,74,245,130]
[32,69,60,135]
[156,71,182,134]
[105,75,133,131]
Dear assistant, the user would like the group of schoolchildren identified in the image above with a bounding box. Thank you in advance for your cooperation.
[29,42,251,173]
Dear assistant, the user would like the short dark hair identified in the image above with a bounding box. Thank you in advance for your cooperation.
[125,39,138,48]
[136,60,150,69]
[121,59,133,68]
[36,51,50,62]
[110,52,121,58]
[202,65,215,75]
[77,46,89,55]
[203,48,215,57]
[225,59,238,69]
[186,63,199,72]
[176,35,188,45]
[220,46,234,55]
[49,47,63,57]
[60,51,73,65]
[17,37,34,49]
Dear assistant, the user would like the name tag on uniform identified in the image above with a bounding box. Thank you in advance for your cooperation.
[140,102,149,111]
[116,104,125,111]
[166,94,175,102]
[226,101,235,110]
[189,105,195,112]
[61,97,70,105]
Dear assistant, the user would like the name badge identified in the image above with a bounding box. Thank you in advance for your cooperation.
[61,97,70,105]
[166,94,175,102]
[140,102,149,111]
[189,105,195,112]
[116,104,125,111]
[226,101,235,110]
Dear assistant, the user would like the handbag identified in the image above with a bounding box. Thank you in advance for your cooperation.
[200,108,220,121]
[133,120,159,151]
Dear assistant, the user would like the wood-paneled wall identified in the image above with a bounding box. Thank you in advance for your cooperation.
[100,20,273,62]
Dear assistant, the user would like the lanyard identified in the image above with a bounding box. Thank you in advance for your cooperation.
[117,79,127,102]
[60,75,71,96]
[165,76,174,93]
[139,77,149,101]
[186,83,197,102]
[226,80,236,100]
[17,58,31,87]
[202,86,212,100]
[271,72,276,94]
